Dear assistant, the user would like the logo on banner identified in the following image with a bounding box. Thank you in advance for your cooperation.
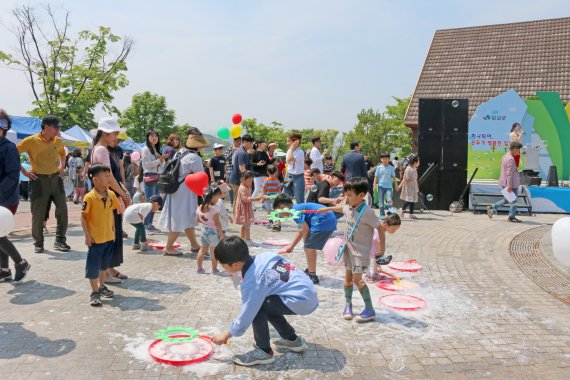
[483,110,507,121]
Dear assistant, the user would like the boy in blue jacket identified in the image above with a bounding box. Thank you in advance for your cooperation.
[211,236,318,366]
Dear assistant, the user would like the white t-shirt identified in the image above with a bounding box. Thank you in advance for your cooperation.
[287,148,305,175]
[216,198,230,231]
[309,146,323,173]
[124,203,153,224]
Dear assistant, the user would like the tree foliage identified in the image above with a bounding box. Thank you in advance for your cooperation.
[120,91,176,142]
[345,96,412,162]
[0,5,132,129]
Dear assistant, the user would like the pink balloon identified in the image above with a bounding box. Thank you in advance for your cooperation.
[131,151,141,162]
[185,172,209,196]
[323,237,344,265]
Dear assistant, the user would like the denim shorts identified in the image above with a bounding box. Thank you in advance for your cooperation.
[200,227,220,247]
[304,230,334,250]
[85,241,114,279]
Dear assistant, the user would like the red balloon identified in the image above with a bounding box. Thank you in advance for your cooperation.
[232,113,242,125]
[184,172,209,196]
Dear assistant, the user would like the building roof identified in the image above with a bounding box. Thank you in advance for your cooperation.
[404,17,570,127]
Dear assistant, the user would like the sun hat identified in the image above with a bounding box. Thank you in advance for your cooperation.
[185,134,210,148]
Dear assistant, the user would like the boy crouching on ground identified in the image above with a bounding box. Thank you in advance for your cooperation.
[211,236,318,366]
[81,164,119,307]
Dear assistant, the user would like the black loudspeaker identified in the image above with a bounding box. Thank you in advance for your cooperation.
[418,98,468,209]
[438,170,467,209]
[443,99,469,135]
[442,133,468,170]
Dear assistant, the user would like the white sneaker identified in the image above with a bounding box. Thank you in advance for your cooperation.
[104,274,122,284]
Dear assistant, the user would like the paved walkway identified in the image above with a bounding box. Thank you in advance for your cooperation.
[1,204,570,379]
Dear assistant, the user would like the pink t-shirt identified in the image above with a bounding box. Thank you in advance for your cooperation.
[197,205,220,229]
[91,145,110,166]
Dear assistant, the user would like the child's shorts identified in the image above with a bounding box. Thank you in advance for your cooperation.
[200,227,220,247]
[85,241,114,279]
[343,248,369,273]
[304,230,334,250]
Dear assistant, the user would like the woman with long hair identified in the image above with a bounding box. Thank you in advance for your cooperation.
[141,130,168,232]
[157,126,209,256]
[91,117,132,283]
[162,133,181,161]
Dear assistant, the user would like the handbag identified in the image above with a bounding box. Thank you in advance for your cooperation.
[336,203,367,263]
[143,172,159,185]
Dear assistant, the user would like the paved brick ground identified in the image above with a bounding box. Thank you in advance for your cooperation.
[2,203,570,379]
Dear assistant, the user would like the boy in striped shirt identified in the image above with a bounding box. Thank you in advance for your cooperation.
[263,165,282,231]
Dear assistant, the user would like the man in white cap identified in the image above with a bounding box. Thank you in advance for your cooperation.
[209,143,227,185]
[18,115,70,253]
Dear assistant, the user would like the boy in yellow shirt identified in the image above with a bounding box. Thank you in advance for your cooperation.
[81,164,119,307]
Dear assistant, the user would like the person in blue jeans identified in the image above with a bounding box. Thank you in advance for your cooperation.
[140,131,167,231]
[283,133,305,204]
[373,153,399,219]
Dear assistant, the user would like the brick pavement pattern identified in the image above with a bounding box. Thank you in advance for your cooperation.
[1,203,570,379]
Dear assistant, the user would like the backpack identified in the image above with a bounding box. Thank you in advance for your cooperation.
[158,150,191,194]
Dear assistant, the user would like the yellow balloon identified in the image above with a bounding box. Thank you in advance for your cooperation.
[230,124,242,138]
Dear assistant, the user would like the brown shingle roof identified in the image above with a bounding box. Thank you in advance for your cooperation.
[404,17,570,127]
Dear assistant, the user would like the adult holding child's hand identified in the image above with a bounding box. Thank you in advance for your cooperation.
[91,117,130,283]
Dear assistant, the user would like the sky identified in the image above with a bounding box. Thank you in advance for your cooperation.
[0,0,568,135]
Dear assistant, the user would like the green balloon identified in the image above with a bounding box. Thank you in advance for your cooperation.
[217,126,230,139]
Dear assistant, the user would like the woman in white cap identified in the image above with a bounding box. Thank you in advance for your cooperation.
[158,126,209,256]
[91,117,131,283]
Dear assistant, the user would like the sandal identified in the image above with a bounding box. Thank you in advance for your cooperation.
[190,247,201,254]
[162,249,183,256]
[115,271,128,280]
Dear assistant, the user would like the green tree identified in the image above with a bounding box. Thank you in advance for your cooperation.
[120,91,176,142]
[0,5,132,129]
[345,96,412,162]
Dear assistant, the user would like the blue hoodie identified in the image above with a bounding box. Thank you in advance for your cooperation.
[229,252,319,337]
[0,137,21,207]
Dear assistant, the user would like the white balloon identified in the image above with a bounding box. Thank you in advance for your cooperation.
[0,206,15,237]
[552,217,570,266]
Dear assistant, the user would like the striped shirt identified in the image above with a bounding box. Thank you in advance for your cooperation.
[263,177,281,194]
[304,169,312,190]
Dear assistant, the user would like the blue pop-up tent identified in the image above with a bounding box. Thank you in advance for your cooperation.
[65,125,93,145]
[9,116,41,138]
[119,138,143,153]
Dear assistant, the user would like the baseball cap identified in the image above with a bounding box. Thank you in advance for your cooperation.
[97,117,126,134]
[149,195,163,210]
[213,143,225,149]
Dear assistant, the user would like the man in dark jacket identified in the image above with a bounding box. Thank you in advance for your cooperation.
[340,141,367,180]
[0,109,31,282]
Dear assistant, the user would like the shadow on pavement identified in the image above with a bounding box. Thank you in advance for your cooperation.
[7,280,75,305]
[116,278,190,294]
[261,343,348,374]
[0,322,76,359]
[106,294,166,311]
[376,309,428,329]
